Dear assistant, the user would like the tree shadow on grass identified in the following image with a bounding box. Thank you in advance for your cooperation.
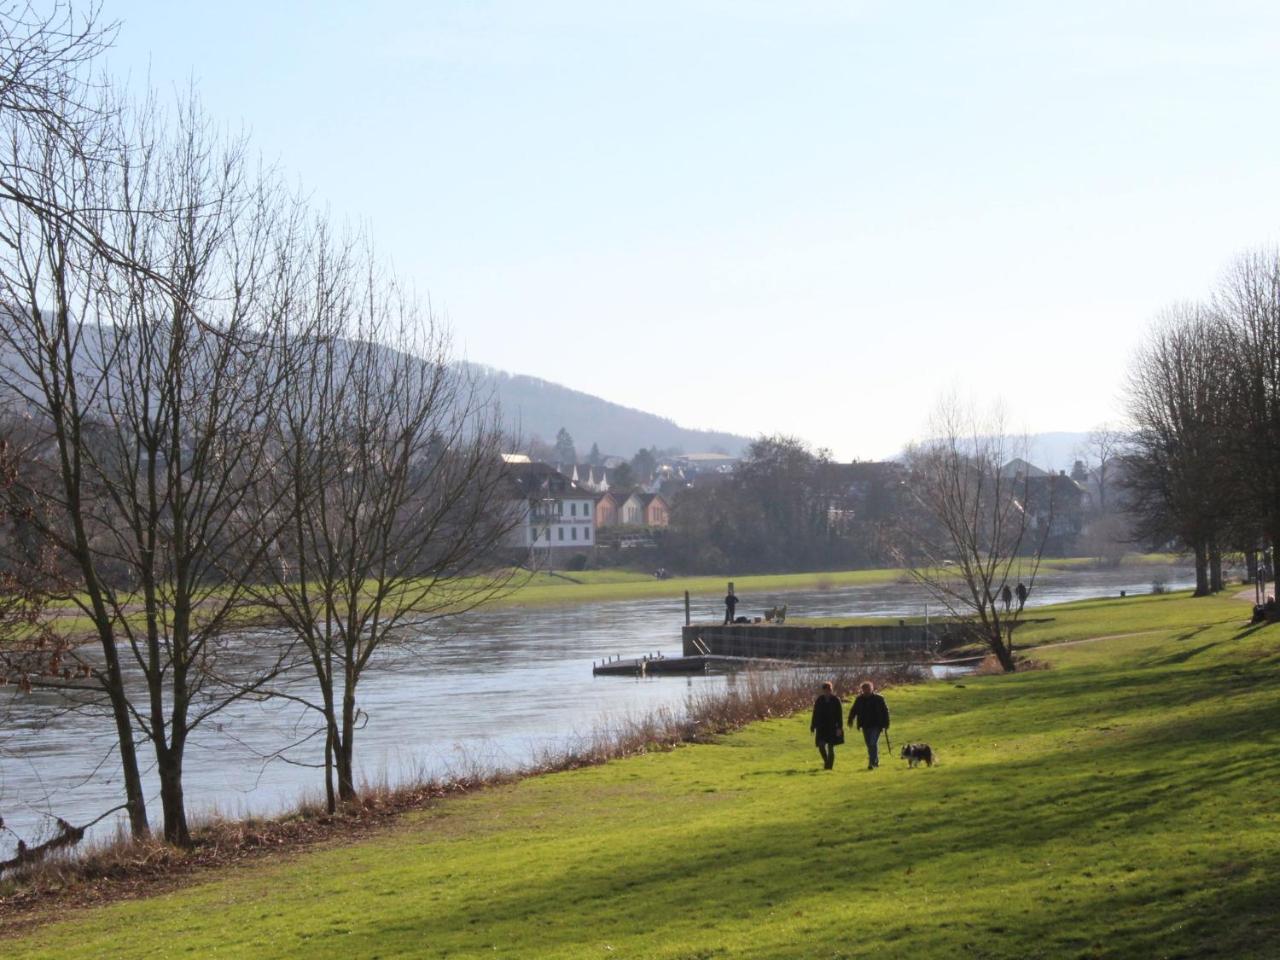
[345,682,1280,958]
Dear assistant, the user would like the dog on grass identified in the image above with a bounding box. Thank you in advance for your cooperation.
[900,743,935,768]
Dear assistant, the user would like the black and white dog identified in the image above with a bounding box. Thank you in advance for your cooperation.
[900,743,935,768]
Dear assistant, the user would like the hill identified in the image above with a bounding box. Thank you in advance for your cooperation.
[467,363,752,457]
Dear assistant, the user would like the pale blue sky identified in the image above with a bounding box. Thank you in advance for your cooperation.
[102,1,1280,459]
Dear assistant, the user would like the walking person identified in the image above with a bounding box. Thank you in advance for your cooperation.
[1015,581,1028,612]
[1001,584,1013,612]
[810,681,844,770]
[723,582,739,625]
[848,680,890,770]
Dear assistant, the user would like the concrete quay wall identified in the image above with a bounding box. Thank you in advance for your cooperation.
[681,623,942,659]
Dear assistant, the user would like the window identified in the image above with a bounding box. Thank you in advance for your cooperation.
[558,527,564,541]
[544,528,550,541]
[584,527,591,541]
[558,501,564,515]
[531,527,538,542]
[570,503,577,516]
[571,527,577,540]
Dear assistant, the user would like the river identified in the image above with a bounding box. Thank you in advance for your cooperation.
[0,564,1191,856]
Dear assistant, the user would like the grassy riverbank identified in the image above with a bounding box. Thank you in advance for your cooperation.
[8,587,1277,959]
[5,554,1182,647]
[485,552,1181,609]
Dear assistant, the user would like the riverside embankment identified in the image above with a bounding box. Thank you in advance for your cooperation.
[6,588,1277,958]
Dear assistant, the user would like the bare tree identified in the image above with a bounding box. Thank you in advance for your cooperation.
[1216,248,1280,580]
[245,236,519,812]
[0,94,300,845]
[895,399,1051,673]
[1123,304,1234,595]
[1083,423,1127,516]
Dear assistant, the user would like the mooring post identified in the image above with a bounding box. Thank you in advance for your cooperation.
[684,590,691,626]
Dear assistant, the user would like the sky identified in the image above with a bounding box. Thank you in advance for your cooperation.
[98,1,1280,460]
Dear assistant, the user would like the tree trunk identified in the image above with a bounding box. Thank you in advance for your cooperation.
[96,627,149,838]
[1193,540,1210,596]
[105,682,149,838]
[324,722,337,816]
[157,747,191,847]
[987,615,1017,673]
[337,675,358,804]
[1209,542,1224,593]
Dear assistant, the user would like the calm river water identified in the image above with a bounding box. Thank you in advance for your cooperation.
[0,565,1191,855]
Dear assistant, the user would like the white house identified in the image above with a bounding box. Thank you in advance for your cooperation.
[506,461,596,554]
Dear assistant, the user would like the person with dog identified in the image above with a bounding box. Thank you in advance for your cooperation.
[848,680,890,770]
[809,681,844,770]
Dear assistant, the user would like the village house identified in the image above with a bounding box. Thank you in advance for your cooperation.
[594,489,670,529]
[504,461,596,555]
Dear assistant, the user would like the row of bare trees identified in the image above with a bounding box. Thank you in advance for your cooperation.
[1124,249,1280,597]
[0,4,516,851]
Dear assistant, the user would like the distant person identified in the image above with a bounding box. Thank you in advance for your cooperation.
[848,681,890,770]
[1015,581,1028,612]
[723,583,739,625]
[810,681,844,770]
[1001,584,1013,612]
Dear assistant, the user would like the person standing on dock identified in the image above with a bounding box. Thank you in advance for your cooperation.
[848,681,890,770]
[810,681,844,770]
[723,582,739,625]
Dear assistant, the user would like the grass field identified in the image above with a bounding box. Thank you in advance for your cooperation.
[483,553,1181,609]
[7,587,1277,959]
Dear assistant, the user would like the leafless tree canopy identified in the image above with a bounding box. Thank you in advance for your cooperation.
[0,8,521,853]
[1124,304,1234,596]
[235,227,518,812]
[896,400,1050,673]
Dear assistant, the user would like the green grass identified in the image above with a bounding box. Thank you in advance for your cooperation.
[9,588,1279,958]
[484,553,1183,609]
[487,566,904,607]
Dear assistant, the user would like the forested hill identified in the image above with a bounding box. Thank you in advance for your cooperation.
[465,363,752,457]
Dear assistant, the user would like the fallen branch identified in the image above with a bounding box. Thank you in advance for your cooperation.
[0,804,129,877]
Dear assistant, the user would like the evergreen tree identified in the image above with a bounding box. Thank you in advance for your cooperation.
[553,427,577,465]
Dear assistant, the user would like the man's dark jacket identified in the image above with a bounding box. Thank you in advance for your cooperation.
[810,694,843,739]
[849,692,890,731]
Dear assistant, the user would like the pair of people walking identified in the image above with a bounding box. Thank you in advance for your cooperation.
[809,681,890,770]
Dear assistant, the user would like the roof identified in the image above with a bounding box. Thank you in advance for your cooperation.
[505,462,593,499]
[677,452,738,463]
[999,458,1048,479]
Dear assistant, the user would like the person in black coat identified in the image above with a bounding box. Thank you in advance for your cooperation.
[809,681,844,770]
[723,583,739,625]
[848,680,890,770]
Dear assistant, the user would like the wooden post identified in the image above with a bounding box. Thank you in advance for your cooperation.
[684,590,691,626]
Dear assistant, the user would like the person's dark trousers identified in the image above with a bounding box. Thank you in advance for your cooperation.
[862,726,881,768]
[816,737,836,769]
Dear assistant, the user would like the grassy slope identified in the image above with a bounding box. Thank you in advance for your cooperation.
[12,590,1279,959]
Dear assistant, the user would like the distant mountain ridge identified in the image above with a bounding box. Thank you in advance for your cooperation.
[466,363,752,458]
